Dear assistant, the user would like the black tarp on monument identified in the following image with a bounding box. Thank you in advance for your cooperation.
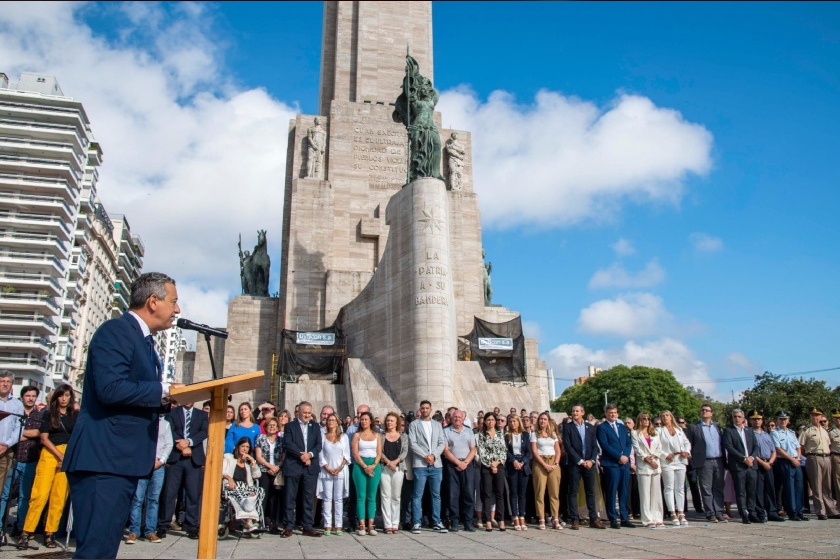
[463,316,526,384]
[279,325,345,383]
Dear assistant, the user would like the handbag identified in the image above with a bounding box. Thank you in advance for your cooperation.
[273,471,284,487]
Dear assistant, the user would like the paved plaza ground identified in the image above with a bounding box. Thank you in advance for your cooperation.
[4,513,839,559]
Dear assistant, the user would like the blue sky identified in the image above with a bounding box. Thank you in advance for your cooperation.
[3,2,836,400]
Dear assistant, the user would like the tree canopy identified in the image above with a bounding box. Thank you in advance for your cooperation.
[724,372,838,428]
[551,365,703,422]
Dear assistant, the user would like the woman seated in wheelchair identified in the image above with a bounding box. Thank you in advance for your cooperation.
[223,436,265,532]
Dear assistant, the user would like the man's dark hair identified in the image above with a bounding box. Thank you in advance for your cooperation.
[604,403,617,413]
[202,400,211,409]
[129,272,175,310]
[420,400,432,408]
[20,385,40,398]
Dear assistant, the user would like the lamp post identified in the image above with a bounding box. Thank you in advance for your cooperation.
[604,389,610,407]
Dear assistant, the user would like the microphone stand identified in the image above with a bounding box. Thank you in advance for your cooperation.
[0,410,40,550]
[205,332,220,380]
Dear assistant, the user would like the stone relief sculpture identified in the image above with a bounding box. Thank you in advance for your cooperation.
[483,248,493,306]
[304,117,327,179]
[444,132,466,190]
[239,230,271,297]
[393,54,444,183]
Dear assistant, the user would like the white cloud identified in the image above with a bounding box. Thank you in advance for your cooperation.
[611,238,635,257]
[438,87,713,228]
[689,232,724,253]
[725,351,759,375]
[578,292,672,337]
[588,260,666,290]
[522,320,542,341]
[547,337,713,388]
[0,3,297,326]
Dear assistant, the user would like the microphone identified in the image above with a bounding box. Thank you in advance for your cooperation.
[176,318,229,339]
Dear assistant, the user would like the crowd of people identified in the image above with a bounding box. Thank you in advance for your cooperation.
[1,377,839,549]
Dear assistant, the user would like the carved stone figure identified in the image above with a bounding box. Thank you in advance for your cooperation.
[445,132,466,190]
[305,117,327,179]
[239,230,271,297]
[483,248,493,306]
[393,54,444,183]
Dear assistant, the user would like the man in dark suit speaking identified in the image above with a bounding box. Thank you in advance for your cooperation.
[63,273,183,559]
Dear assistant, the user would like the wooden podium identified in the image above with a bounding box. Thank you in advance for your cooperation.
[170,370,265,559]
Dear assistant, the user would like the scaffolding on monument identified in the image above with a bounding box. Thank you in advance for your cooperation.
[278,325,345,384]
[461,316,527,386]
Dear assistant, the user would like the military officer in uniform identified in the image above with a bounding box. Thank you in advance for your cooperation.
[747,410,785,522]
[798,407,839,520]
[829,409,840,504]
[772,411,806,521]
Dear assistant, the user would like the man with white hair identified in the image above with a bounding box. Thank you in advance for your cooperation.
[442,410,477,532]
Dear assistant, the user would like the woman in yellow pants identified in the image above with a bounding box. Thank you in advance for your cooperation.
[17,384,77,550]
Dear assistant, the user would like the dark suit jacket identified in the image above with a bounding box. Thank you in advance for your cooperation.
[505,431,533,476]
[686,420,723,470]
[282,419,322,477]
[64,313,166,477]
[165,406,209,466]
[563,421,598,465]
[722,426,759,471]
[596,421,633,468]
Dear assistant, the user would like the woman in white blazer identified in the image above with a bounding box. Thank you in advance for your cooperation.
[656,410,692,526]
[631,412,664,527]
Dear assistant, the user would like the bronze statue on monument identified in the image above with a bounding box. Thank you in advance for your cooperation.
[238,230,270,297]
[393,51,444,183]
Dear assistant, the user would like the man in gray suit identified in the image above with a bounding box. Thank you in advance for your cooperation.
[408,400,447,534]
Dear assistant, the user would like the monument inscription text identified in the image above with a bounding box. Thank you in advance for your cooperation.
[350,116,408,189]
[415,248,449,306]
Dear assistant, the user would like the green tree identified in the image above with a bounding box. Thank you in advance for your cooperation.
[734,372,837,428]
[551,365,703,422]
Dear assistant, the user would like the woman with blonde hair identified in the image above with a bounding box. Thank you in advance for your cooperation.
[631,412,664,527]
[505,414,532,530]
[317,413,350,535]
[530,412,563,530]
[657,410,692,525]
[380,411,408,534]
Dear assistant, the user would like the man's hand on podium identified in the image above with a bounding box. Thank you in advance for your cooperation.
[166,383,185,405]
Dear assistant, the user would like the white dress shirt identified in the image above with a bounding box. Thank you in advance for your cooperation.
[128,311,170,402]
[156,416,174,464]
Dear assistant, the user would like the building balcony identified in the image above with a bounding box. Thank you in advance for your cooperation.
[0,136,86,173]
[0,117,85,154]
[0,190,74,220]
[112,291,129,313]
[0,210,71,238]
[0,291,60,314]
[0,312,58,334]
[132,234,145,257]
[0,231,68,258]
[0,173,74,203]
[0,356,48,376]
[0,250,64,275]
[60,314,77,331]
[0,334,51,354]
[0,98,88,139]
[0,154,82,187]
[0,271,61,296]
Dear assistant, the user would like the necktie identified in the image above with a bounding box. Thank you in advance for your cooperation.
[302,422,308,453]
[184,408,192,441]
[145,335,162,381]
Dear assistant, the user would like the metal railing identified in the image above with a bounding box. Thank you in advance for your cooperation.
[0,271,61,289]
[0,251,64,270]
[0,334,50,347]
[0,210,71,234]
[0,231,67,252]
[0,190,73,214]
[0,292,59,310]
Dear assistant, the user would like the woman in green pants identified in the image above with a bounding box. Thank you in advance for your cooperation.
[351,411,383,536]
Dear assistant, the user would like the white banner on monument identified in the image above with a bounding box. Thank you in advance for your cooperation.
[296,332,336,345]
[478,337,513,351]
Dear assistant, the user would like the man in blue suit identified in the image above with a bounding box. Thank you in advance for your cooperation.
[281,401,323,537]
[562,404,604,529]
[596,403,635,529]
[63,273,183,559]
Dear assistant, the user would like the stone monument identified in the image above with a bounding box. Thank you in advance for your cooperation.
[276,1,550,417]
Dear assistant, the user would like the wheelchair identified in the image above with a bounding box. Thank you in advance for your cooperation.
[218,486,265,539]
